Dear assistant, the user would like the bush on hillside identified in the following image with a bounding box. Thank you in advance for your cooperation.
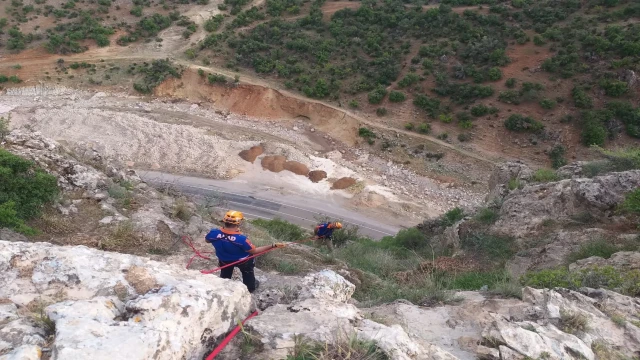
[521,266,640,297]
[504,114,544,133]
[251,218,307,242]
[461,232,516,260]
[0,116,9,141]
[532,168,559,182]
[620,188,640,215]
[387,228,428,250]
[565,239,621,264]
[388,91,406,102]
[368,87,387,104]
[132,59,182,94]
[549,144,567,169]
[442,207,464,227]
[0,150,59,234]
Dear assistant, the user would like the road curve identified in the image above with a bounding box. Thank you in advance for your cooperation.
[138,170,401,240]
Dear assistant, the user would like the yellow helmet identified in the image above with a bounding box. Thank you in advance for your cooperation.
[223,210,244,225]
[333,222,343,229]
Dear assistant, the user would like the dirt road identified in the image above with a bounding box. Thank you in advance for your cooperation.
[139,170,401,239]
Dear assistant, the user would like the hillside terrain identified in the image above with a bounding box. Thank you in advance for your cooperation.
[0,0,637,180]
[0,0,640,359]
[0,129,639,360]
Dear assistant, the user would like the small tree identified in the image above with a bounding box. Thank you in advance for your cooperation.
[0,115,9,141]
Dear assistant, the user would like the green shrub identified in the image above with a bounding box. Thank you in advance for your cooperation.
[475,208,499,224]
[572,87,593,109]
[539,98,556,110]
[439,114,453,123]
[132,59,182,93]
[449,271,510,291]
[498,90,521,104]
[330,224,361,248]
[390,228,428,250]
[251,218,307,242]
[368,87,387,104]
[442,207,464,227]
[208,73,227,84]
[581,115,607,147]
[504,114,544,133]
[521,268,578,289]
[404,123,414,130]
[522,266,640,297]
[470,104,496,117]
[204,14,224,32]
[388,91,406,102]
[417,123,430,134]
[0,201,36,235]
[561,310,590,334]
[0,116,9,141]
[461,233,516,260]
[508,178,522,190]
[566,239,620,264]
[413,94,441,118]
[358,127,376,139]
[505,78,517,88]
[376,108,387,116]
[533,35,546,46]
[130,5,143,17]
[549,144,567,169]
[458,133,472,142]
[0,150,59,234]
[398,73,419,88]
[349,99,359,108]
[620,188,640,214]
[600,79,628,97]
[488,67,502,81]
[532,168,559,182]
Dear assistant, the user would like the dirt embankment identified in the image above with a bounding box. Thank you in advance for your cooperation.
[154,69,361,147]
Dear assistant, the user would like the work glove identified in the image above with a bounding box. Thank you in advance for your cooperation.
[272,242,286,248]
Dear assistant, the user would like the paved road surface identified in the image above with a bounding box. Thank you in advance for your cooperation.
[138,171,401,240]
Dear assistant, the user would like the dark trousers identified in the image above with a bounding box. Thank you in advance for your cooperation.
[219,258,256,293]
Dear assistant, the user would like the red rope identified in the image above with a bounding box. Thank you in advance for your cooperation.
[199,237,316,274]
[181,235,214,269]
[205,310,259,360]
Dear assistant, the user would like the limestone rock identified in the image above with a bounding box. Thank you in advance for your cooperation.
[481,314,594,360]
[492,170,640,239]
[124,266,158,295]
[486,161,533,203]
[357,319,458,360]
[569,251,640,272]
[0,240,252,360]
[0,345,42,360]
[246,298,359,358]
[255,288,287,311]
[476,345,500,360]
[297,270,355,302]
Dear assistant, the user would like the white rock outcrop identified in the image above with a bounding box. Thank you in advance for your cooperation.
[246,270,456,360]
[0,240,252,360]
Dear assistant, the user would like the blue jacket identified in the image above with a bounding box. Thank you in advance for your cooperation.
[205,228,255,262]
[315,223,335,238]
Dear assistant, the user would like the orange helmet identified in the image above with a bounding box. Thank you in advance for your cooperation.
[332,222,343,229]
[223,210,244,225]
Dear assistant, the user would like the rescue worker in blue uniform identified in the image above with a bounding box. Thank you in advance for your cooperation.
[205,210,284,293]
[313,221,343,251]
